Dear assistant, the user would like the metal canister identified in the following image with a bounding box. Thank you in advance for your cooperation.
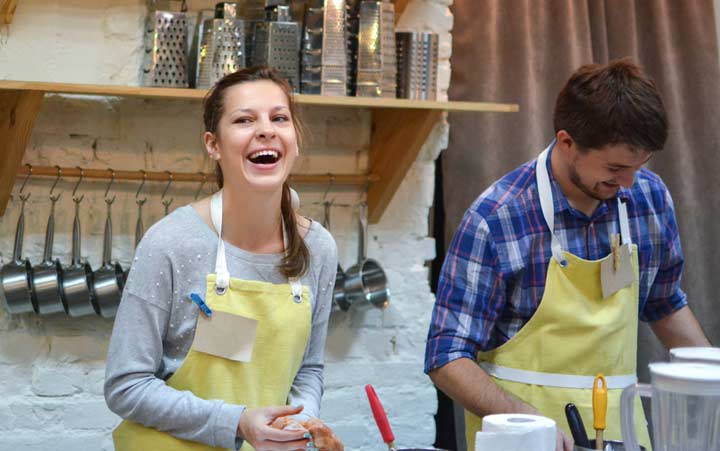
[195,3,247,89]
[252,4,301,90]
[300,0,348,96]
[396,31,438,100]
[141,10,190,87]
[356,0,396,98]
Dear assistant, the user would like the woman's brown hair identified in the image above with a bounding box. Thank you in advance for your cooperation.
[203,66,309,278]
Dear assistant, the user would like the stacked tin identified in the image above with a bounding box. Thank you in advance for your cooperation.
[396,31,438,100]
[195,2,247,89]
[355,0,396,97]
[142,10,190,87]
[251,3,301,90]
[300,0,348,96]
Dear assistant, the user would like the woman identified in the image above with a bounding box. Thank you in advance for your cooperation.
[105,67,341,451]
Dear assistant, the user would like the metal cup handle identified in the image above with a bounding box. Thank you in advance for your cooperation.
[102,202,113,265]
[42,201,56,262]
[12,200,26,262]
[72,201,82,265]
[357,202,368,263]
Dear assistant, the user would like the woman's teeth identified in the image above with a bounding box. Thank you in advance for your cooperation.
[248,150,280,164]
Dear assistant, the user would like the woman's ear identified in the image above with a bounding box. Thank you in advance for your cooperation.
[204,131,220,160]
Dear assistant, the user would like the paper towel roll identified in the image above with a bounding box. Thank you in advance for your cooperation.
[475,414,556,451]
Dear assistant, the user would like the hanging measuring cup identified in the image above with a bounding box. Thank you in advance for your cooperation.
[343,202,390,309]
[1,188,36,314]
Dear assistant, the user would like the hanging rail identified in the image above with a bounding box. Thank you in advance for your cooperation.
[17,165,379,186]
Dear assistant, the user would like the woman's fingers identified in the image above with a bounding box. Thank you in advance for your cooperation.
[266,404,304,421]
[262,425,308,443]
[254,436,313,451]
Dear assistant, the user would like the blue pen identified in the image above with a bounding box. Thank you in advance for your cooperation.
[190,293,213,317]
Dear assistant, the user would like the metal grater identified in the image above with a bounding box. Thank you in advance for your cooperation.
[396,31,438,100]
[300,0,348,96]
[195,3,247,89]
[356,0,395,98]
[252,4,301,91]
[345,0,361,96]
[142,10,189,87]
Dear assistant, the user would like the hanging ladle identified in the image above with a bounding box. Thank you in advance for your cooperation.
[32,166,66,315]
[91,170,125,318]
[60,167,96,317]
[1,165,37,314]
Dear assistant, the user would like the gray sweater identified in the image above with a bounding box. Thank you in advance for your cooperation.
[104,205,338,450]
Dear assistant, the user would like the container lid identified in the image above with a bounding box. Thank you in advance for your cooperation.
[670,347,720,364]
[649,362,720,395]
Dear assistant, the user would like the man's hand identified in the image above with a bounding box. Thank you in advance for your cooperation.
[237,405,310,451]
[556,428,574,451]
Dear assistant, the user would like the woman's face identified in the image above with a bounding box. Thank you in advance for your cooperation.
[206,79,298,193]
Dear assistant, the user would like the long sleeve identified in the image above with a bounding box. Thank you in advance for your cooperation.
[104,228,244,450]
[104,290,244,449]
[287,239,337,420]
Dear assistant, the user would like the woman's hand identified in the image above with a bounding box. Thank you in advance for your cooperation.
[271,416,344,451]
[302,418,344,451]
[238,405,310,451]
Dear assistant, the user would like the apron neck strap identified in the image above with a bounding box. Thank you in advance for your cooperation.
[536,142,633,266]
[536,142,567,266]
[210,190,302,299]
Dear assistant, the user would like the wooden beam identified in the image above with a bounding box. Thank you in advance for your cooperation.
[367,108,442,223]
[394,0,410,21]
[1,0,18,24]
[0,89,43,217]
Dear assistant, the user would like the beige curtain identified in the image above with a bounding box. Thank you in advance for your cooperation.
[445,0,720,400]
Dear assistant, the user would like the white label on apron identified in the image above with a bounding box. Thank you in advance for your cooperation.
[193,310,258,362]
[600,243,636,299]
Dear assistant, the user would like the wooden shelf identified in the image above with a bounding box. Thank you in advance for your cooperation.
[1,0,17,25]
[0,81,518,222]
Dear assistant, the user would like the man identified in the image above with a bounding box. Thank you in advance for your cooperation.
[425,59,710,451]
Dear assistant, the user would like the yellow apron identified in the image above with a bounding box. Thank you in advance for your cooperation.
[465,144,652,451]
[113,190,311,451]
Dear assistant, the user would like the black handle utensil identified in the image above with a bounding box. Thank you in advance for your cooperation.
[565,403,591,448]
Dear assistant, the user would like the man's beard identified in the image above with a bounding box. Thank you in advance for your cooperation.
[568,164,614,201]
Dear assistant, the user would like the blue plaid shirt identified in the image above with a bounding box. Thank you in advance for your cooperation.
[425,145,688,373]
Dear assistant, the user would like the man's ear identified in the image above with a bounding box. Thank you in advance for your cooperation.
[555,130,576,156]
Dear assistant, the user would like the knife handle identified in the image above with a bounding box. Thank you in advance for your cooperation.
[365,384,395,444]
[565,403,590,448]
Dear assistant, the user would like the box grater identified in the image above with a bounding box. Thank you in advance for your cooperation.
[300,0,348,96]
[356,0,396,98]
[252,4,301,91]
[141,10,189,87]
[195,3,247,89]
[396,31,438,100]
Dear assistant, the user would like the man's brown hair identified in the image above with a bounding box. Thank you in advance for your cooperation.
[554,58,668,152]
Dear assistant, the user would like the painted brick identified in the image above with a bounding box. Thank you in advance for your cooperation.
[61,400,121,430]
[49,335,109,363]
[31,365,85,397]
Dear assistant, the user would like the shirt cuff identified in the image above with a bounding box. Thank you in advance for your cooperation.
[214,403,245,450]
[642,291,688,323]
[425,337,477,373]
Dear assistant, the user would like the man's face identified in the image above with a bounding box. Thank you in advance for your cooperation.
[567,144,653,201]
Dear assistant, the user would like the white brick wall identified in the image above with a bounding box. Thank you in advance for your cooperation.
[0,1,452,450]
